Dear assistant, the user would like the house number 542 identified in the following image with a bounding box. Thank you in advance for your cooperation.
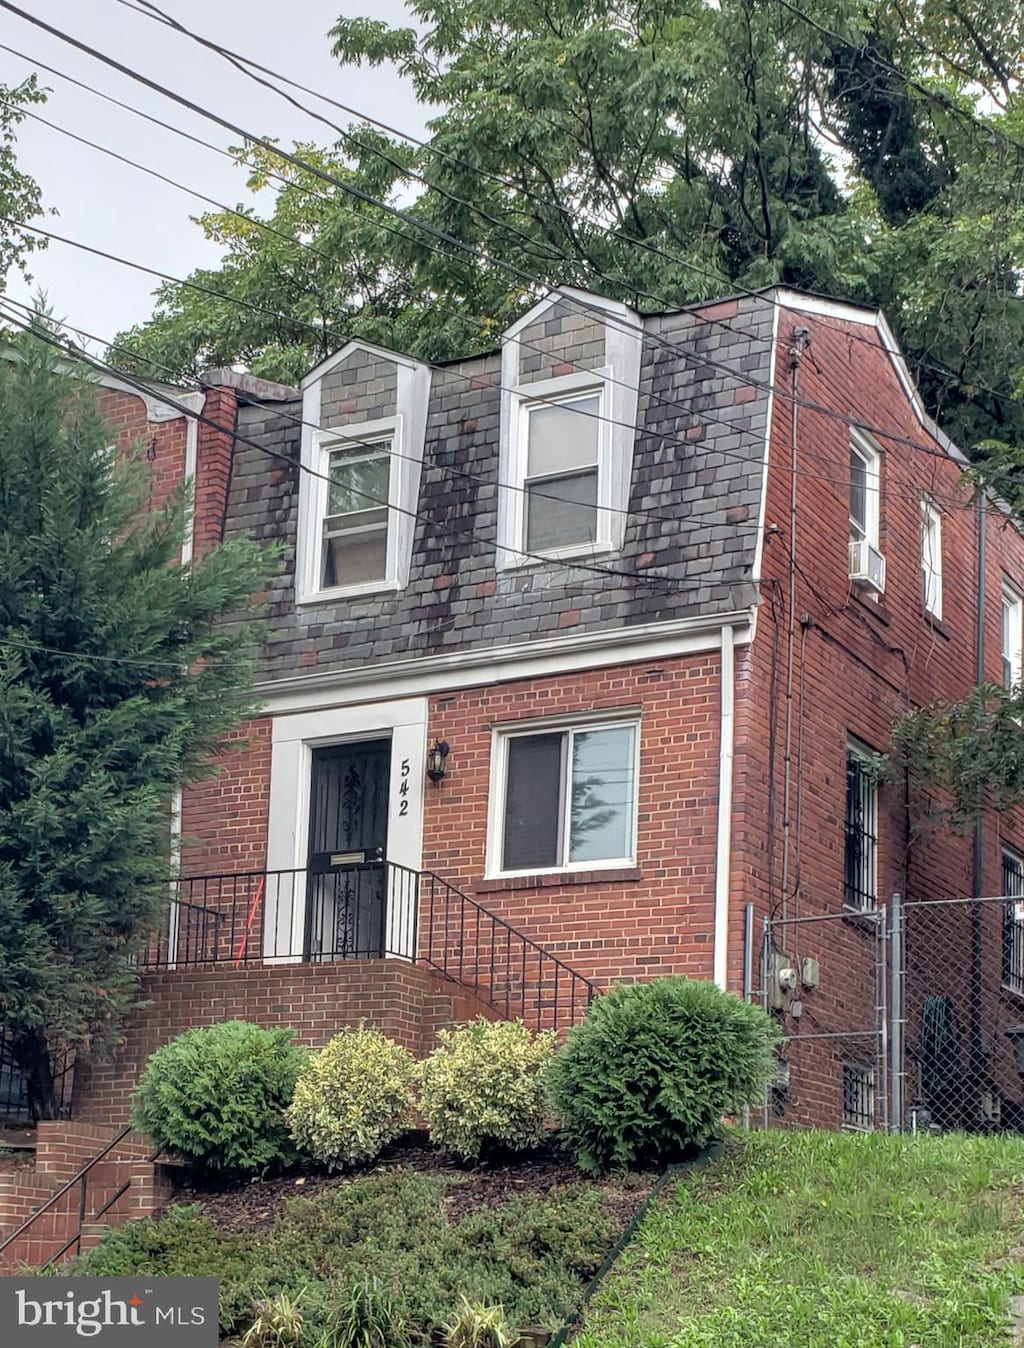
[397,758,411,816]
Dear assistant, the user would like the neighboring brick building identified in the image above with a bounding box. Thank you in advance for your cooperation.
[61,289,1024,1129]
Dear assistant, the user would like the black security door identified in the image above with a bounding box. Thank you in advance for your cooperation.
[305,739,390,960]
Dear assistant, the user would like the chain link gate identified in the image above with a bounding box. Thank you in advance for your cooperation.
[747,893,1024,1135]
[751,906,891,1131]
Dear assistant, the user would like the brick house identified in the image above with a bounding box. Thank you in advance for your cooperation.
[57,287,1024,1132]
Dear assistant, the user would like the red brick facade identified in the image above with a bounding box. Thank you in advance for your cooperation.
[58,297,1024,1134]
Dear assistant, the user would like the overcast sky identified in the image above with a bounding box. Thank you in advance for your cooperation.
[0,0,427,348]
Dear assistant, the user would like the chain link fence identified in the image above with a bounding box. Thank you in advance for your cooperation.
[749,893,1024,1135]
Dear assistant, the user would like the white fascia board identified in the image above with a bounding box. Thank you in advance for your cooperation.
[300,338,425,390]
[256,610,755,716]
[771,289,970,465]
[97,374,204,424]
[502,287,639,342]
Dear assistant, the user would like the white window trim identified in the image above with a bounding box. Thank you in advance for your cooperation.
[506,371,611,565]
[921,499,943,620]
[849,428,882,551]
[1002,582,1023,690]
[485,713,641,878]
[302,416,402,602]
[497,295,642,570]
[297,343,430,605]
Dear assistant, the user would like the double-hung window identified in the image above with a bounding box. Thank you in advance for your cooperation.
[493,720,638,874]
[1002,585,1023,690]
[844,741,877,912]
[849,432,885,593]
[297,345,430,605]
[321,436,392,588]
[1003,848,1024,995]
[523,393,601,552]
[920,501,942,619]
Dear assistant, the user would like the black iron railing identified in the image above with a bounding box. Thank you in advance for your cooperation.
[844,752,878,912]
[410,864,598,1034]
[145,863,597,1033]
[0,1029,73,1127]
[0,1124,160,1267]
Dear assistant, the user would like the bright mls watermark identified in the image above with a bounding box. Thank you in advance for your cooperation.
[2,1277,218,1345]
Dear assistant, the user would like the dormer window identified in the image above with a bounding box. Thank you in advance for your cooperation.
[322,434,391,587]
[524,391,601,552]
[297,344,429,604]
[497,291,641,570]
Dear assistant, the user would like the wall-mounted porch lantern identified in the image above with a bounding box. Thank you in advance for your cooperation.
[426,740,450,783]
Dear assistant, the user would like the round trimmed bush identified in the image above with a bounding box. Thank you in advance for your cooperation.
[549,977,777,1173]
[419,1017,556,1161]
[286,1026,415,1170]
[133,1020,304,1181]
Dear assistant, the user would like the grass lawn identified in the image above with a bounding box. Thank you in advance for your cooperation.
[577,1130,1024,1348]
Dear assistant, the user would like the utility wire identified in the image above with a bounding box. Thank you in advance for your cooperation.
[114,0,1024,423]
[0,301,699,594]
[0,273,993,525]
[7,32,1014,430]
[4,0,1016,480]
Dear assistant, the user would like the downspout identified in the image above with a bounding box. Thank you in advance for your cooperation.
[713,624,735,989]
[780,328,810,920]
[169,396,201,966]
[970,494,986,1109]
[180,409,199,567]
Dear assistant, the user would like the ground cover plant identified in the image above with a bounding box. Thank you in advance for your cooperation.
[576,1129,1024,1347]
[73,1144,649,1344]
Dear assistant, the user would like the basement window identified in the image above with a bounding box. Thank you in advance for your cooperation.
[491,720,639,874]
[842,1063,875,1131]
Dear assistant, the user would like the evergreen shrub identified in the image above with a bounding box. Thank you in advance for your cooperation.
[418,1018,556,1161]
[549,977,777,1173]
[133,1020,304,1180]
[286,1026,415,1169]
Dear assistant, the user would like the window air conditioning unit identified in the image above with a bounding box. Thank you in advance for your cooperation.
[849,539,886,594]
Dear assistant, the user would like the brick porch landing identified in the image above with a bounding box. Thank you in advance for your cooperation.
[72,959,495,1124]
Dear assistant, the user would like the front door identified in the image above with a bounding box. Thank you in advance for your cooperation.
[305,739,390,960]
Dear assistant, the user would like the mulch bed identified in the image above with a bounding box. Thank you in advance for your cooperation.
[171,1134,655,1234]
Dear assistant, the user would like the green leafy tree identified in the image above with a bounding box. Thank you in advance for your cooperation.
[0,74,51,282]
[0,323,272,1118]
[115,0,1024,456]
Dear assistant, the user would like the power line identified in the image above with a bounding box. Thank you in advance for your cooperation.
[6,0,1013,482]
[772,0,1024,163]
[0,302,702,594]
[5,7,1017,533]
[10,28,1013,430]
[115,0,1024,422]
[0,270,991,527]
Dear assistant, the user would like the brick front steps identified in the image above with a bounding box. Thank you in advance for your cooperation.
[0,1122,172,1269]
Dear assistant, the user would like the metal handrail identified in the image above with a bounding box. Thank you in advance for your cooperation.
[415,865,599,1031]
[154,863,599,1030]
[39,1144,164,1269]
[0,1123,133,1260]
[420,867,600,1000]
